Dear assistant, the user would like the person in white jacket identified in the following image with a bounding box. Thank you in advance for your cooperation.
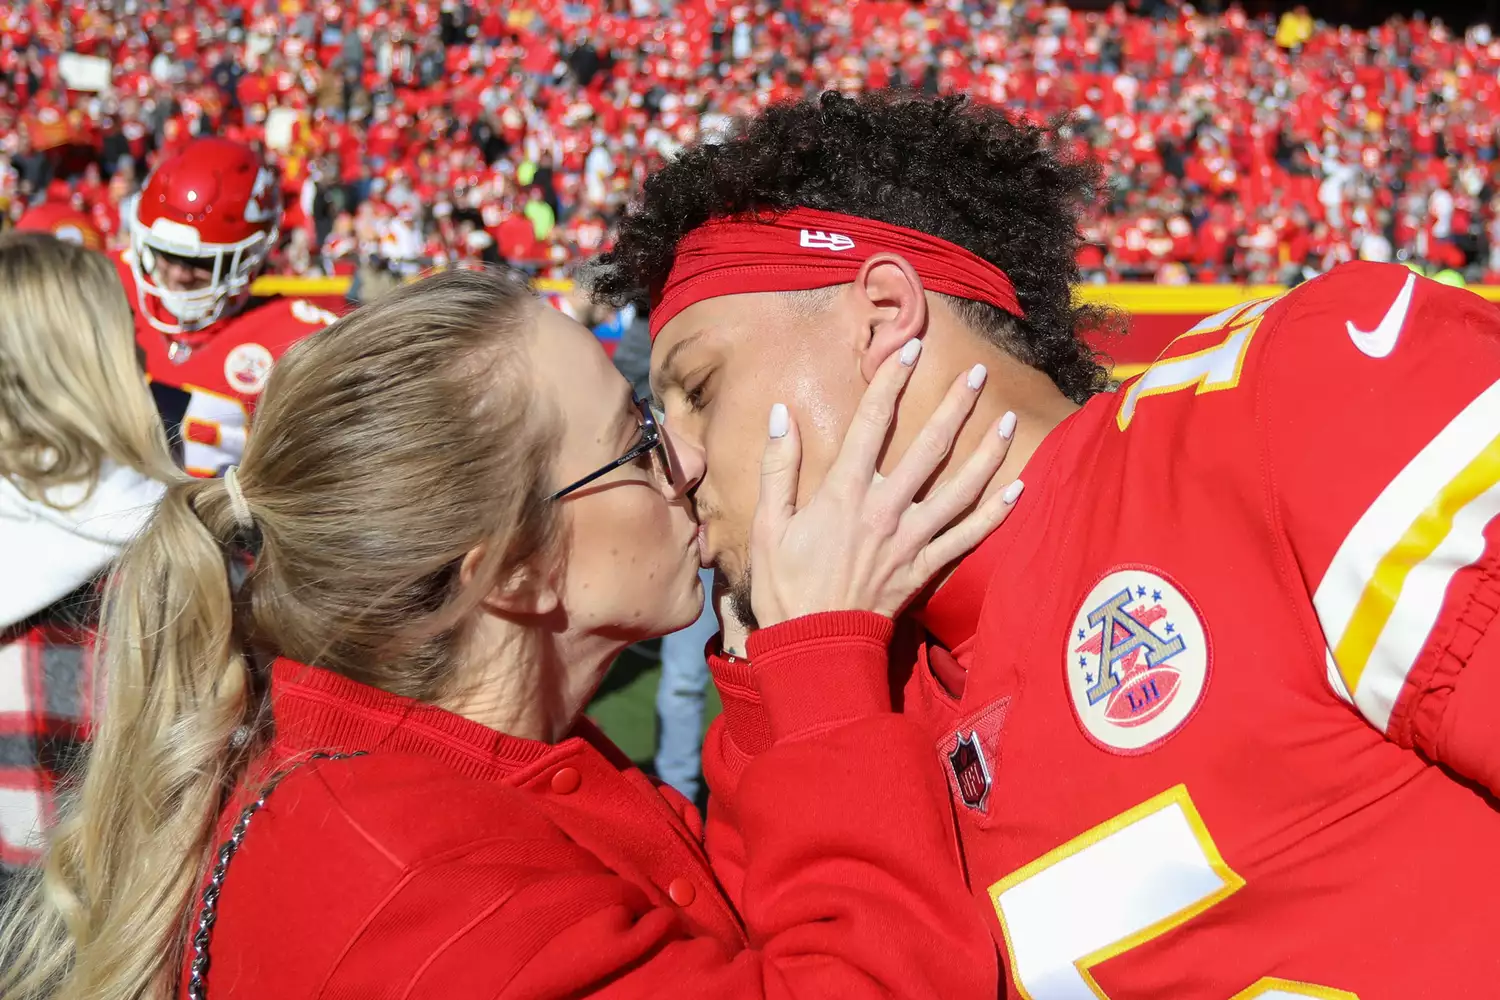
[0,233,172,881]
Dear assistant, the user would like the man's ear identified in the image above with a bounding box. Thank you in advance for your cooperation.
[460,544,561,618]
[850,253,929,382]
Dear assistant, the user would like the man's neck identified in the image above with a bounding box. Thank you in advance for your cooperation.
[886,338,1078,603]
[883,334,1079,503]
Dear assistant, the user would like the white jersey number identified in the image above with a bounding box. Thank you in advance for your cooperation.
[988,785,1357,1000]
[1116,295,1283,431]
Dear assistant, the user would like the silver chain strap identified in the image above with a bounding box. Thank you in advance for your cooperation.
[186,750,367,1000]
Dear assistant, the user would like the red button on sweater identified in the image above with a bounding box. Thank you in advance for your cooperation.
[180,649,994,999]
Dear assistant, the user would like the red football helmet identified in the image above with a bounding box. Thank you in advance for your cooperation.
[128,138,281,334]
[15,202,105,250]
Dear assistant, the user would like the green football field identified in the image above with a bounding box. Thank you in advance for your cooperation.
[584,639,723,773]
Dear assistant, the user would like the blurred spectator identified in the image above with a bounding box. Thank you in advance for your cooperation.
[3,0,1499,287]
[524,186,557,241]
[1275,6,1316,51]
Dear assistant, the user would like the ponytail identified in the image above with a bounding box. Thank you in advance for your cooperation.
[0,266,557,1000]
[0,473,258,1000]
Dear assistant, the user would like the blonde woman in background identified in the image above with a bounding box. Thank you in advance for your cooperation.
[0,266,1017,999]
[0,233,172,883]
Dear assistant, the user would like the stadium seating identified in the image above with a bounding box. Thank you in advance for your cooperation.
[2,0,1497,285]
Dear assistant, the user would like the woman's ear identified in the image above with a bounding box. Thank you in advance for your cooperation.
[851,253,929,382]
[460,545,561,618]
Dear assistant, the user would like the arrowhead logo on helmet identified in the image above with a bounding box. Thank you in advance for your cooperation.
[128,138,282,336]
[243,167,279,225]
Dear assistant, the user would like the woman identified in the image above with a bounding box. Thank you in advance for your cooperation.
[0,233,169,875]
[0,267,1019,999]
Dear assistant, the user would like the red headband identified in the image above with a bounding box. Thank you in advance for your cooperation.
[648,207,1025,340]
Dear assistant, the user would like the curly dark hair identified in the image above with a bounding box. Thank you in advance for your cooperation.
[591,90,1121,402]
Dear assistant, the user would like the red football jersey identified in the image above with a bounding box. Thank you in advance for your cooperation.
[119,254,338,477]
[706,261,1500,998]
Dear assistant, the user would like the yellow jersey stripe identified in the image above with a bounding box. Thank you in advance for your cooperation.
[1333,431,1500,697]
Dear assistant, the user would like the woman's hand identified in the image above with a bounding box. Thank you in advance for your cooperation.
[749,339,1024,628]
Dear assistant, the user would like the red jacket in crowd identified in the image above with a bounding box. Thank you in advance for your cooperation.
[182,632,996,998]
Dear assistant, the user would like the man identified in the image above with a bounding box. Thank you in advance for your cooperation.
[592,91,1500,997]
[121,137,338,477]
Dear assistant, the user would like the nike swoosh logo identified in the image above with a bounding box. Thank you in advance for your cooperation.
[1346,272,1417,359]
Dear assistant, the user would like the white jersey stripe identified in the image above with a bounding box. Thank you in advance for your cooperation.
[1313,377,1500,731]
[1354,477,1500,730]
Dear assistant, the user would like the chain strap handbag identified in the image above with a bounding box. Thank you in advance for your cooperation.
[185,750,368,1000]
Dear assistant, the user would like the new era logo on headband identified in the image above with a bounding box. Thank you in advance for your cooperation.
[799,229,855,252]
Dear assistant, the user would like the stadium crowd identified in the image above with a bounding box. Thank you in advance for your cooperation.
[3,0,1500,285]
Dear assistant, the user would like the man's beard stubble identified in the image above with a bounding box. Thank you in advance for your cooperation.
[696,493,761,632]
[725,567,759,633]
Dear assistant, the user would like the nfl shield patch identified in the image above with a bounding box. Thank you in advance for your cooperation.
[935,695,1010,820]
[948,731,992,811]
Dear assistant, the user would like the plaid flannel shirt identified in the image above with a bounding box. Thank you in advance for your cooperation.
[0,584,99,873]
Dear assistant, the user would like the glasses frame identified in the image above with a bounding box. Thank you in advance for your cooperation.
[547,396,675,502]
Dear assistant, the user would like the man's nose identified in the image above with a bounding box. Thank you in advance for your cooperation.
[661,422,705,500]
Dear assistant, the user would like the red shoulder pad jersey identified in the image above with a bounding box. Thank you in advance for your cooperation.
[706,261,1500,999]
[118,253,339,477]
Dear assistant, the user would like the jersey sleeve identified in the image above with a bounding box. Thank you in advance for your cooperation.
[1259,262,1500,794]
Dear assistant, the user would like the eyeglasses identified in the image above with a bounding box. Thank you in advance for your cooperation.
[548,397,675,502]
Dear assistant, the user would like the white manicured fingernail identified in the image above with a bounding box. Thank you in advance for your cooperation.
[1002,480,1025,504]
[967,364,987,391]
[768,403,789,439]
[998,411,1017,440]
[899,338,922,366]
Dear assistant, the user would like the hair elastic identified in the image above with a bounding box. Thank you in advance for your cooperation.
[223,465,254,529]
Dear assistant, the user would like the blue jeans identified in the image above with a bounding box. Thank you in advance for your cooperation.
[654,569,718,801]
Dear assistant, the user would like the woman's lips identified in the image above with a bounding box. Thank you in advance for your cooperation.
[696,523,712,568]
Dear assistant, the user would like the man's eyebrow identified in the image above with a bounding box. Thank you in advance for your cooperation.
[651,331,705,394]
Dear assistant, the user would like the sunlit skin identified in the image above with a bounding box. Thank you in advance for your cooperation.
[449,307,707,742]
[649,253,1078,629]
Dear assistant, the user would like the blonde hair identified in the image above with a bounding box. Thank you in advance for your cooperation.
[0,267,561,999]
[0,231,172,503]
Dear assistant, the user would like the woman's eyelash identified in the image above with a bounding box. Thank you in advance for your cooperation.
[683,382,708,411]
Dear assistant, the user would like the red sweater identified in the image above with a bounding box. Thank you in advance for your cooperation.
[180,630,995,998]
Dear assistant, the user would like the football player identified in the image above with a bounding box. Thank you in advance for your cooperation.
[593,91,1500,997]
[122,137,339,477]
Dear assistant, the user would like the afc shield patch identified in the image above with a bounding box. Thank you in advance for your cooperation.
[1066,565,1211,755]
